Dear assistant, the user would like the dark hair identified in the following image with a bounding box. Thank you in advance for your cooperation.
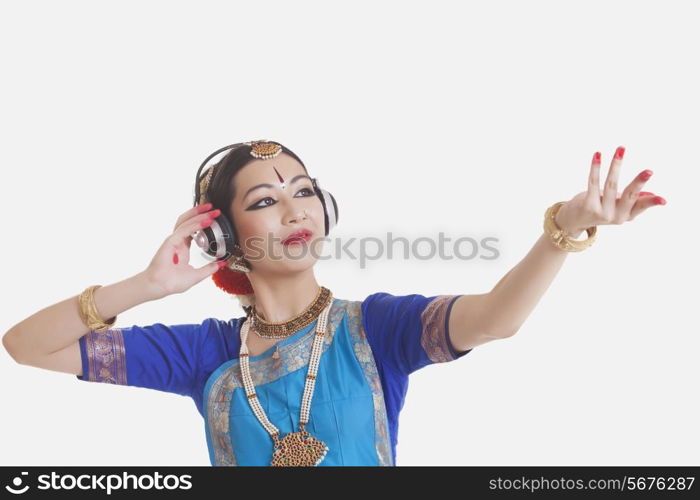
[205,142,308,241]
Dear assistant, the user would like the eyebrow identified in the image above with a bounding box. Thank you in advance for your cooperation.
[243,174,312,202]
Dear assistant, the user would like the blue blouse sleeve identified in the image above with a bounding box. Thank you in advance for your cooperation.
[361,292,472,376]
[75,318,216,398]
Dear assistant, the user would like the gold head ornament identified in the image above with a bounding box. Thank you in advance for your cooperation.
[245,140,282,159]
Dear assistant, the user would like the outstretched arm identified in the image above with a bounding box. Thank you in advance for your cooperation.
[448,146,666,351]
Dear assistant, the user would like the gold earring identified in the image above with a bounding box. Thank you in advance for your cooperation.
[229,244,252,273]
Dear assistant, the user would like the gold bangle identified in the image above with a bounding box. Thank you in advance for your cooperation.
[543,201,597,252]
[78,285,117,332]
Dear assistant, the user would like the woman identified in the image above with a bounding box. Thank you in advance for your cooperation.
[2,140,666,466]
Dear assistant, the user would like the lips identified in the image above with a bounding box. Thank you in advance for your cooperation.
[282,229,313,245]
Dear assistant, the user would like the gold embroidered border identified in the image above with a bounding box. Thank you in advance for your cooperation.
[420,295,461,363]
[82,328,127,385]
[345,300,394,466]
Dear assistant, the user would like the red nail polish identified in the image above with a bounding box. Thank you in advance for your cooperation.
[208,209,221,218]
[200,219,213,228]
[639,191,654,196]
[640,170,653,181]
[197,203,213,213]
[217,260,228,268]
[615,146,625,160]
[173,253,179,265]
[593,152,601,163]
[653,196,666,205]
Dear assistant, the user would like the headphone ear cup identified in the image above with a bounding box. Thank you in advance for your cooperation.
[315,187,338,236]
[217,214,238,258]
[193,214,238,260]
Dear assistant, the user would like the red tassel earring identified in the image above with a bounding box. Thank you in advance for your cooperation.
[212,265,254,295]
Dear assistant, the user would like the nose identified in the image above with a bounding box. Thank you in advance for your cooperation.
[287,208,308,224]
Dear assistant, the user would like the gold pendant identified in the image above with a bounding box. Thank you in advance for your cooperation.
[270,429,328,466]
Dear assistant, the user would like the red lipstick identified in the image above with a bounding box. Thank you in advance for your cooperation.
[282,229,312,245]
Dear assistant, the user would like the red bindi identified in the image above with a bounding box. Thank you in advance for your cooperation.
[273,166,285,185]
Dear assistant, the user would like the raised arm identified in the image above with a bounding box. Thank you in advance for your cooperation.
[447,147,666,352]
[2,272,161,369]
[447,231,573,353]
[2,202,226,373]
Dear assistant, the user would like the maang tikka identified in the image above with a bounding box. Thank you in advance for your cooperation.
[245,139,283,160]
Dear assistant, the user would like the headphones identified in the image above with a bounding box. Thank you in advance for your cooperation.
[192,142,339,262]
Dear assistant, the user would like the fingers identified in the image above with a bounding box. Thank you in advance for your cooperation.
[617,169,654,221]
[587,151,602,202]
[587,146,665,224]
[629,192,667,220]
[194,259,226,280]
[602,146,625,215]
[173,202,213,232]
[173,209,221,243]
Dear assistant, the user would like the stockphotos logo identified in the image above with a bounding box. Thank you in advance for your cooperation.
[5,472,29,494]
[4,471,193,495]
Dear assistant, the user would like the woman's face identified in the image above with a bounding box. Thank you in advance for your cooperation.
[230,153,325,274]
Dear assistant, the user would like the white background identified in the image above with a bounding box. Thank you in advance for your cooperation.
[1,0,697,466]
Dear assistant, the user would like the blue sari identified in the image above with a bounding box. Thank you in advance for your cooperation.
[76,292,472,465]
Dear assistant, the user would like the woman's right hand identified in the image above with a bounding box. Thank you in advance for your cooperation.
[143,203,227,299]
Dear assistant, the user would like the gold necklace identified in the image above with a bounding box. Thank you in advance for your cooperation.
[251,286,332,339]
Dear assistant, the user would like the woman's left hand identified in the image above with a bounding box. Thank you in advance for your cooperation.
[554,146,667,238]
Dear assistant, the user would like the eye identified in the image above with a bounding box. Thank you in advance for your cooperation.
[249,197,276,210]
[247,187,315,210]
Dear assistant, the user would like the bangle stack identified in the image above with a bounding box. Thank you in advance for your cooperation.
[78,285,117,332]
[543,201,597,252]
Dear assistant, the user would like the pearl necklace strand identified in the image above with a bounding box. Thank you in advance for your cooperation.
[238,296,333,465]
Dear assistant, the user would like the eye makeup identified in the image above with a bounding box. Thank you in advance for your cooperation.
[245,186,315,211]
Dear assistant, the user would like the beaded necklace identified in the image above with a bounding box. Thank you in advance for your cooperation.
[238,294,333,466]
